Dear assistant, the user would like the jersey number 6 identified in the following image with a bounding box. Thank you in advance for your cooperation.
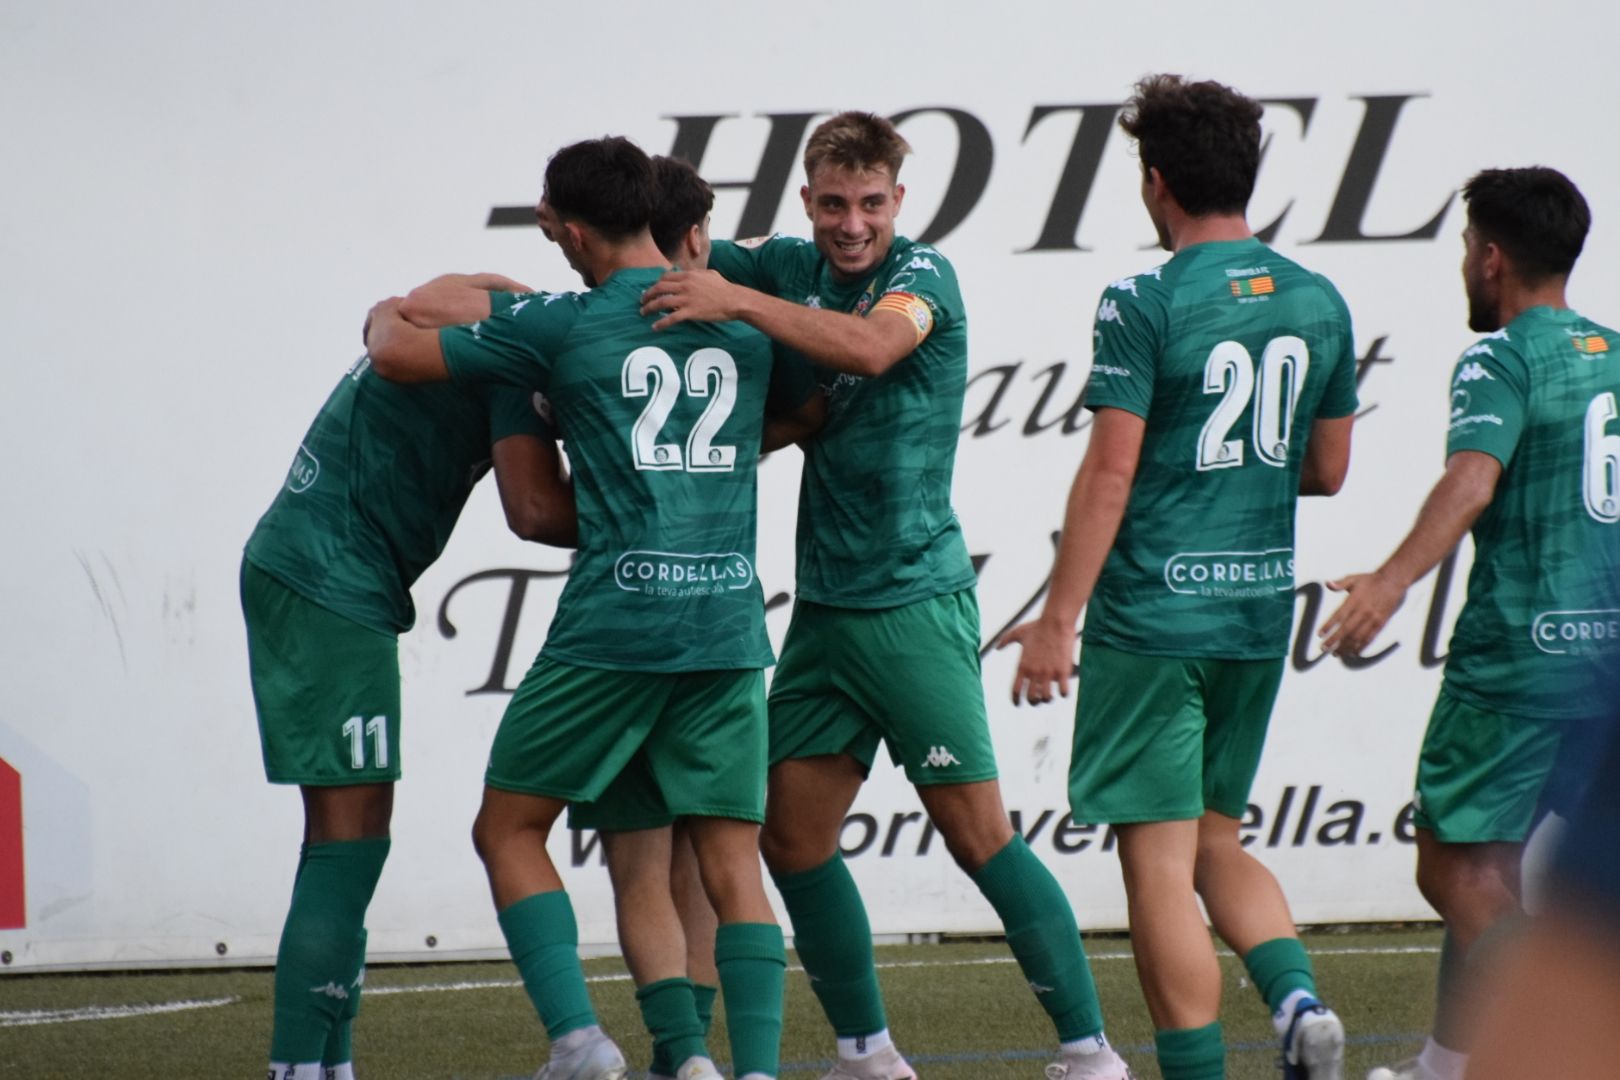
[622,346,738,473]
[1197,336,1311,471]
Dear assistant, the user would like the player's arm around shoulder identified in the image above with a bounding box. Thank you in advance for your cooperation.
[398,273,537,328]
[641,270,922,378]
[365,296,448,382]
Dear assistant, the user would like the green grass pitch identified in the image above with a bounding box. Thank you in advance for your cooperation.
[0,927,1441,1078]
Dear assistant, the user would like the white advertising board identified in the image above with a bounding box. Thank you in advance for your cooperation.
[2,1,1616,969]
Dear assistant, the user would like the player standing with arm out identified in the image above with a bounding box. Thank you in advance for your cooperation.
[368,136,809,1080]
[1000,74,1357,1080]
[243,276,574,1080]
[643,112,1134,1080]
[1319,167,1620,1080]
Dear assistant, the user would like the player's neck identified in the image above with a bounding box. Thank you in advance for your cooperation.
[1496,278,1571,327]
[588,236,673,286]
[1169,212,1253,252]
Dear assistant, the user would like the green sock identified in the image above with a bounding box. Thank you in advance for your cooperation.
[1243,936,1318,1012]
[321,929,365,1067]
[270,838,389,1063]
[1156,1022,1225,1080]
[497,889,597,1041]
[771,854,886,1037]
[715,922,785,1078]
[638,977,708,1075]
[971,835,1104,1041]
[693,982,718,1035]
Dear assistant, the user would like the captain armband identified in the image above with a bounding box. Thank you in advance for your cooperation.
[871,291,935,346]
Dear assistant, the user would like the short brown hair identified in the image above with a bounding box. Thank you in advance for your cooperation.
[803,111,911,182]
[1119,74,1262,217]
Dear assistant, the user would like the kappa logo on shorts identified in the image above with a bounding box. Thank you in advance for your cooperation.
[921,745,961,768]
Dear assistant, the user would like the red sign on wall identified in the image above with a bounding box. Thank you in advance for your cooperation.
[0,758,23,929]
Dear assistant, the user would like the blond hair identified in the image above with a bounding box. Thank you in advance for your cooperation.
[803,111,911,182]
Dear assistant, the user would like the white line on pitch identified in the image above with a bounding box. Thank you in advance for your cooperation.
[0,997,239,1027]
[363,943,1440,997]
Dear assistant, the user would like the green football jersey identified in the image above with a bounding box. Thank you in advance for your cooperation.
[244,347,551,635]
[1081,238,1359,659]
[709,236,977,608]
[1441,306,1620,719]
[440,267,791,673]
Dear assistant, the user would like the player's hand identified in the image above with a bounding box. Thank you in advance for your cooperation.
[639,270,737,330]
[1319,571,1406,656]
[363,296,406,349]
[996,616,1077,707]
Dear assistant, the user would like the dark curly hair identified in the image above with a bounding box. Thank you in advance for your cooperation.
[543,136,656,241]
[1119,74,1263,217]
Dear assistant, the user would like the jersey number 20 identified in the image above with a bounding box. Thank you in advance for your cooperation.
[1198,336,1310,471]
[622,347,738,472]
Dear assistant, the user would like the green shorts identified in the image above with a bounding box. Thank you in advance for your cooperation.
[1068,641,1284,823]
[490,657,767,824]
[1413,689,1566,843]
[241,559,402,786]
[767,590,997,786]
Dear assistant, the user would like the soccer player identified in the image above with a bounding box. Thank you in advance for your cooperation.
[1320,167,1620,1080]
[243,273,574,1080]
[571,154,824,1080]
[641,111,1133,1080]
[366,136,813,1080]
[1000,75,1356,1080]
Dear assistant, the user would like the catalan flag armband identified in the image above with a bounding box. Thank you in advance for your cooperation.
[872,291,935,345]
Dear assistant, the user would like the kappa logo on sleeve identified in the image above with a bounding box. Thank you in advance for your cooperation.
[1454,361,1495,384]
[1463,342,1495,358]
[1109,276,1139,296]
[1097,298,1123,326]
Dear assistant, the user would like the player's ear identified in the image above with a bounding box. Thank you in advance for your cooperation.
[1483,240,1505,281]
[801,184,813,219]
[892,183,906,216]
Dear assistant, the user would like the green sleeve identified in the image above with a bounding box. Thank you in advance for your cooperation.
[486,386,553,442]
[878,244,962,332]
[1445,338,1529,466]
[1083,277,1165,418]
[1316,276,1361,419]
[440,292,576,392]
[489,289,546,315]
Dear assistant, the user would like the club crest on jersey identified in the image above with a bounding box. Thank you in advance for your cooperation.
[855,280,878,315]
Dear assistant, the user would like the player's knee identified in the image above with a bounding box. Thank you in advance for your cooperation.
[470,807,506,867]
[759,818,831,874]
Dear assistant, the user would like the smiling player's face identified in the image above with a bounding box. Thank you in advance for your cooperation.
[802,164,905,282]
